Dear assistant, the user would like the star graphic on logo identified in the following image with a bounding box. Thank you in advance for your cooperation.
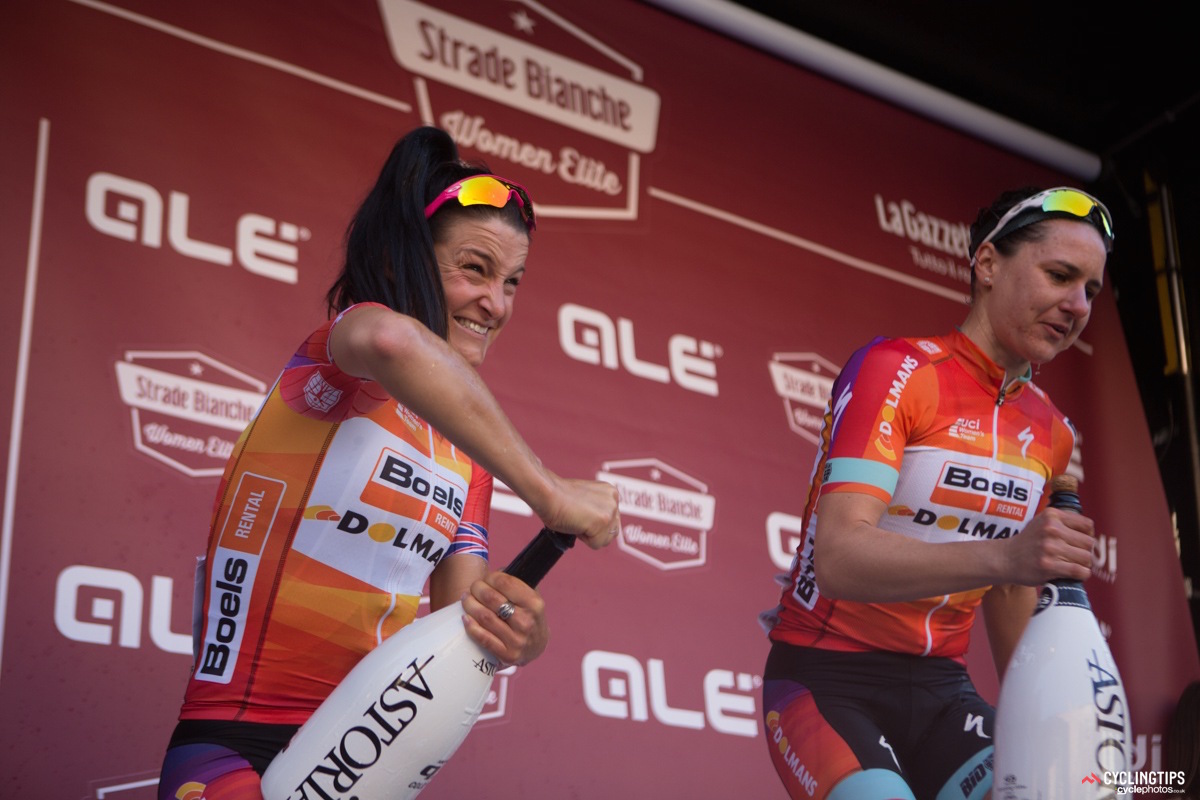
[511,9,536,35]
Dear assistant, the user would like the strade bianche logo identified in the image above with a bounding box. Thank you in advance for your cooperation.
[378,0,661,220]
[599,458,715,570]
[115,351,266,477]
[769,352,839,445]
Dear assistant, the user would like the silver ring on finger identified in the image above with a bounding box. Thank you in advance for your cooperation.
[497,601,516,622]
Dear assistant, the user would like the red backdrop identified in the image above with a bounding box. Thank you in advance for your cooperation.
[1,1,1195,797]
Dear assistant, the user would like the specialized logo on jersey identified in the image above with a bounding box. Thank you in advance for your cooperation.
[873,354,920,461]
[1018,425,1035,458]
[831,385,854,434]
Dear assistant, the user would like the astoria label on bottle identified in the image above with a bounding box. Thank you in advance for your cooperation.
[261,529,575,800]
[261,604,491,800]
[993,477,1131,799]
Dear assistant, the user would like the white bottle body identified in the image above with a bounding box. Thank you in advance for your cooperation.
[260,601,498,800]
[994,581,1132,799]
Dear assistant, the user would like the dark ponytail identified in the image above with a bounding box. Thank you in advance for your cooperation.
[326,127,492,338]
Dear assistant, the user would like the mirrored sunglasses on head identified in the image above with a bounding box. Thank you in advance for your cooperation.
[424,174,536,230]
[976,187,1114,257]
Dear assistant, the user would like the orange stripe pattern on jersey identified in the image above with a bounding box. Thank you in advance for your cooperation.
[180,304,493,724]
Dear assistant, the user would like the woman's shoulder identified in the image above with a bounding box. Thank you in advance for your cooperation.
[848,333,947,373]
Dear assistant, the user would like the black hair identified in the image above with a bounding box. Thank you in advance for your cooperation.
[325,126,530,337]
[966,186,1048,297]
[968,186,1052,259]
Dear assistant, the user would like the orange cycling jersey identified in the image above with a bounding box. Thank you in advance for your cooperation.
[769,329,1076,659]
[179,304,492,725]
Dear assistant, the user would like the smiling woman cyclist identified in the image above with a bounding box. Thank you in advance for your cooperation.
[760,187,1113,800]
[156,126,620,799]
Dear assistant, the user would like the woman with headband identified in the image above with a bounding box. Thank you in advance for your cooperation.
[761,187,1113,800]
[157,126,620,798]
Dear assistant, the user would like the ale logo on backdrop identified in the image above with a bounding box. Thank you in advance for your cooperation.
[114,351,266,477]
[559,302,721,396]
[598,458,715,570]
[378,0,661,219]
[85,172,308,285]
[768,351,839,445]
[54,564,191,654]
[582,650,759,738]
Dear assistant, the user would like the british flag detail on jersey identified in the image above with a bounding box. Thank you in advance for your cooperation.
[448,521,489,559]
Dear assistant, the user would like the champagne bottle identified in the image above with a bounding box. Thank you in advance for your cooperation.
[993,476,1132,799]
[260,528,575,800]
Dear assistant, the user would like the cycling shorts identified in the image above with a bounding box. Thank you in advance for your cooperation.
[762,642,994,800]
[158,720,298,800]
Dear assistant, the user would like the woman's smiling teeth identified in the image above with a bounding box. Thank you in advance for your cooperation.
[456,317,488,335]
